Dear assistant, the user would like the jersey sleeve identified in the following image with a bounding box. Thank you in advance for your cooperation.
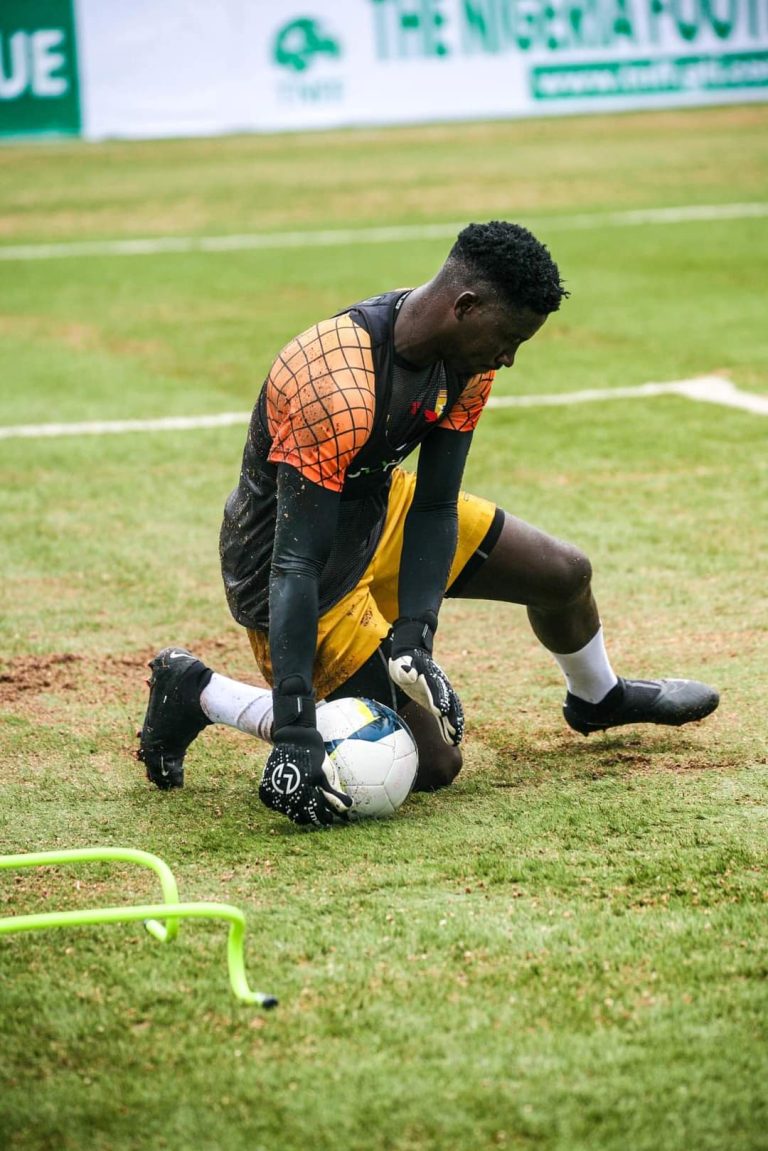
[264,315,376,492]
[440,371,495,433]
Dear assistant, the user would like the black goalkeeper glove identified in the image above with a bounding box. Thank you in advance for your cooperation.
[388,613,464,746]
[259,685,352,827]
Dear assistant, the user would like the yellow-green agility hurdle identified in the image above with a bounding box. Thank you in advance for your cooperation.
[0,847,277,1008]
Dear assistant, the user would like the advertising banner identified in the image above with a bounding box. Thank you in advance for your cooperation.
[0,0,81,137]
[5,0,768,140]
[252,0,768,130]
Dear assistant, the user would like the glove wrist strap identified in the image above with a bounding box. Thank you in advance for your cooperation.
[391,612,438,656]
[272,691,317,732]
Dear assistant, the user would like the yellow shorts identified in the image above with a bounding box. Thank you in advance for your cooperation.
[248,467,496,699]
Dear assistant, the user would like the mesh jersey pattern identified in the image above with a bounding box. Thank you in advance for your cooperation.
[266,315,376,492]
[220,292,495,630]
[440,370,494,432]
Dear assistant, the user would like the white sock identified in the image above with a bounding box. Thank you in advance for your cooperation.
[551,627,618,704]
[200,673,274,742]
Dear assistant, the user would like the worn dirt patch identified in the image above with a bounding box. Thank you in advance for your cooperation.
[0,635,268,721]
[1,652,88,705]
[0,652,150,729]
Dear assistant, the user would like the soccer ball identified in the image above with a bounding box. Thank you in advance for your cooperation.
[315,697,418,818]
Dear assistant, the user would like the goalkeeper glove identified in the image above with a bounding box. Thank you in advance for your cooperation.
[388,613,464,746]
[259,684,352,827]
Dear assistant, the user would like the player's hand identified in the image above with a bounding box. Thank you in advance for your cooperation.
[259,725,352,826]
[259,685,352,826]
[388,615,464,746]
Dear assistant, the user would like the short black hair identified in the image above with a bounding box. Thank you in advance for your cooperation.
[448,221,568,314]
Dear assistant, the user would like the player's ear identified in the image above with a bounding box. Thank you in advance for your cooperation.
[453,291,480,321]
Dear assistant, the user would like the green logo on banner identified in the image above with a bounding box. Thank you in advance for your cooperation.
[273,17,342,72]
[0,0,81,137]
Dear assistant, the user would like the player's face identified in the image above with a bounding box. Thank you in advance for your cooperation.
[448,296,547,375]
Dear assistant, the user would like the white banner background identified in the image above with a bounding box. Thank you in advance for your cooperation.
[75,0,768,139]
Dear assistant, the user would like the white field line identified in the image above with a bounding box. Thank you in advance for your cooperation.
[1,376,765,442]
[0,411,253,440]
[0,203,766,262]
[485,375,768,414]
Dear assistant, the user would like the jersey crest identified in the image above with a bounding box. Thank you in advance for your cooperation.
[409,383,448,423]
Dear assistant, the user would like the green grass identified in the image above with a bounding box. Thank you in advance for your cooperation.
[1,105,767,1151]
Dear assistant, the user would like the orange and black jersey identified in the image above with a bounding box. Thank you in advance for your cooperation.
[220,290,494,632]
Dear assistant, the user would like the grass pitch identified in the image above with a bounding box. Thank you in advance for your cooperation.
[1,105,767,1151]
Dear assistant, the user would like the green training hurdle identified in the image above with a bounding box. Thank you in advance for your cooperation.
[0,847,277,1008]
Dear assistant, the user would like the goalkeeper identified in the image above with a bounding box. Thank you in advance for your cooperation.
[138,221,719,826]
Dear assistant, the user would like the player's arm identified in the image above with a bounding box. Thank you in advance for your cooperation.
[258,464,352,826]
[269,462,338,695]
[258,315,377,823]
[400,427,473,618]
[388,428,473,746]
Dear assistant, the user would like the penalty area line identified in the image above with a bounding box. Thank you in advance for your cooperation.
[0,377,766,442]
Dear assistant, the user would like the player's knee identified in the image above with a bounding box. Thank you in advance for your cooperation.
[412,743,463,792]
[543,542,593,607]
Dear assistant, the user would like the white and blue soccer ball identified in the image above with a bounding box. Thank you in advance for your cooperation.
[316,697,418,818]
